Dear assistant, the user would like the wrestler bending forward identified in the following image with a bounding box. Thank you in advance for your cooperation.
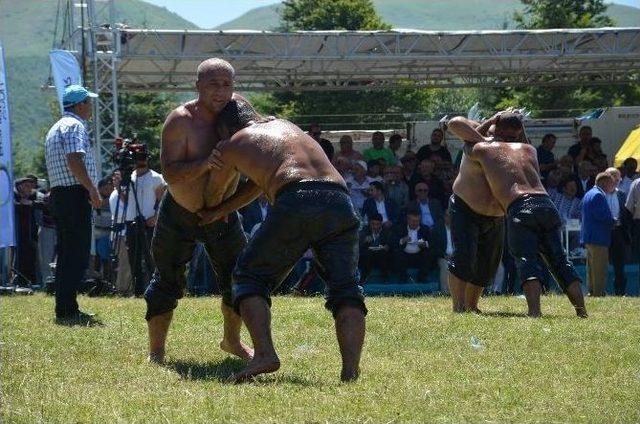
[145,58,254,364]
[448,113,587,318]
[199,98,367,382]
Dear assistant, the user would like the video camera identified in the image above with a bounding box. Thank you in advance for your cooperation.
[112,135,148,183]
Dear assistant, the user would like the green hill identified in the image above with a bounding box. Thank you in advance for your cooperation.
[0,0,198,159]
[215,0,640,30]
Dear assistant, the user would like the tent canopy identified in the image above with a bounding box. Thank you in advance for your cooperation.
[615,125,640,170]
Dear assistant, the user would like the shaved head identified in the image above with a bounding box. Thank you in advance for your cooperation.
[197,58,235,81]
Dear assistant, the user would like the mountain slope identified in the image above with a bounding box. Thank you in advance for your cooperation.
[0,0,199,156]
[214,0,640,31]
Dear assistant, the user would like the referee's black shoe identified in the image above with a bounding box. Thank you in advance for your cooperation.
[55,311,101,326]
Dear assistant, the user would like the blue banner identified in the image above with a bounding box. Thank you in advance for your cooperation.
[0,44,16,248]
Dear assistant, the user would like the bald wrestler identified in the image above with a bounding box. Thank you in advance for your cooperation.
[448,113,587,318]
[145,58,255,364]
[199,98,367,382]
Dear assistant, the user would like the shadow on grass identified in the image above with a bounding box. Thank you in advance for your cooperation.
[166,358,322,386]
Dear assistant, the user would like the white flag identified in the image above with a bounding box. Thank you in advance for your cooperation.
[49,49,82,112]
[0,44,16,248]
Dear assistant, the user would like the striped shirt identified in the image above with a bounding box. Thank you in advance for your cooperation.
[45,112,97,188]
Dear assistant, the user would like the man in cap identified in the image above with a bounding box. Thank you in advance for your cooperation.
[45,84,101,325]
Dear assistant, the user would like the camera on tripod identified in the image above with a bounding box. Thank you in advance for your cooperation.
[113,136,149,184]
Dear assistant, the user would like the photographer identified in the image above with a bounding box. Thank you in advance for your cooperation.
[112,143,166,296]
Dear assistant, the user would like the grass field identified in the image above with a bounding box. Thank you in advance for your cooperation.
[1,293,639,423]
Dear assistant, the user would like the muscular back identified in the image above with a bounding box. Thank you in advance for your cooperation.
[453,147,504,217]
[470,142,547,210]
[217,119,345,202]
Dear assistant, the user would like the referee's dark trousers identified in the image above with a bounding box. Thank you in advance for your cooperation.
[50,185,92,318]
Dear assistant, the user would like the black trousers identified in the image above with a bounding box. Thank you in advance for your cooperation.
[359,248,391,281]
[394,249,437,281]
[125,220,155,296]
[50,185,92,318]
[609,226,628,295]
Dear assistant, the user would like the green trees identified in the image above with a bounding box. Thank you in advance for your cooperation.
[280,0,390,30]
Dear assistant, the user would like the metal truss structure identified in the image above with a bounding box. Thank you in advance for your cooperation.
[71,0,640,173]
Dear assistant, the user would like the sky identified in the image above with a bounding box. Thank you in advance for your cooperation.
[143,0,640,29]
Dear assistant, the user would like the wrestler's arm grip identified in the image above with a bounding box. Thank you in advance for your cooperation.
[447,116,488,145]
[198,179,262,225]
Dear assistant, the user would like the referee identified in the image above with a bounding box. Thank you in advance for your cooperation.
[45,85,102,324]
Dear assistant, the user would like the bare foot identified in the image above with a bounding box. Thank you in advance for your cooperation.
[219,339,254,361]
[575,306,588,318]
[148,351,165,364]
[466,307,482,314]
[341,367,360,382]
[228,355,280,383]
[527,311,542,318]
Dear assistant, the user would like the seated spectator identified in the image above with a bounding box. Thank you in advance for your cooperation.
[333,134,364,163]
[363,131,396,165]
[400,153,418,185]
[557,155,575,178]
[239,194,270,236]
[383,165,409,209]
[358,213,392,283]
[544,169,563,198]
[366,159,384,181]
[576,161,596,198]
[550,178,582,224]
[345,160,374,212]
[392,209,437,282]
[388,133,403,162]
[619,157,639,195]
[362,181,399,228]
[438,208,454,294]
[409,158,447,207]
[403,182,447,257]
[537,133,557,182]
[416,128,452,163]
[308,123,334,161]
[333,155,353,180]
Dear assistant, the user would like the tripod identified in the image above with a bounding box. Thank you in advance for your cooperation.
[110,170,154,296]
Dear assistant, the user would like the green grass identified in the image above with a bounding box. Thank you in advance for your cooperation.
[1,294,639,423]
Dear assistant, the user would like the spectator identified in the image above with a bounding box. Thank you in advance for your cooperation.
[119,152,166,296]
[399,153,418,185]
[626,176,640,289]
[333,134,363,163]
[383,165,409,209]
[392,209,436,282]
[44,84,101,323]
[36,185,56,286]
[537,133,557,182]
[308,123,334,161]
[580,172,616,297]
[545,169,563,198]
[366,159,384,182]
[333,155,353,180]
[409,158,447,207]
[363,131,396,165]
[358,213,392,282]
[239,194,270,236]
[619,157,638,195]
[416,128,452,163]
[93,177,114,281]
[438,208,453,294]
[576,161,596,198]
[605,167,632,295]
[362,181,399,228]
[345,160,374,212]
[550,178,582,224]
[557,155,576,178]
[12,177,38,287]
[568,125,592,164]
[388,134,403,162]
[404,182,447,258]
[585,137,608,168]
[109,170,134,296]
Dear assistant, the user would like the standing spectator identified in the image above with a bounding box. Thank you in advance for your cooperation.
[619,157,638,195]
[392,209,436,282]
[568,126,592,164]
[409,158,447,207]
[12,177,38,286]
[581,172,616,297]
[308,123,334,161]
[624,174,640,289]
[363,131,396,165]
[383,165,409,209]
[36,186,56,286]
[576,161,596,198]
[416,128,452,163]
[605,168,631,295]
[120,153,166,296]
[388,134,403,162]
[44,84,101,323]
[109,170,133,296]
[438,208,453,294]
[333,134,363,164]
[537,133,557,182]
[358,213,392,283]
[93,177,113,280]
[362,181,399,228]
[345,160,374,212]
